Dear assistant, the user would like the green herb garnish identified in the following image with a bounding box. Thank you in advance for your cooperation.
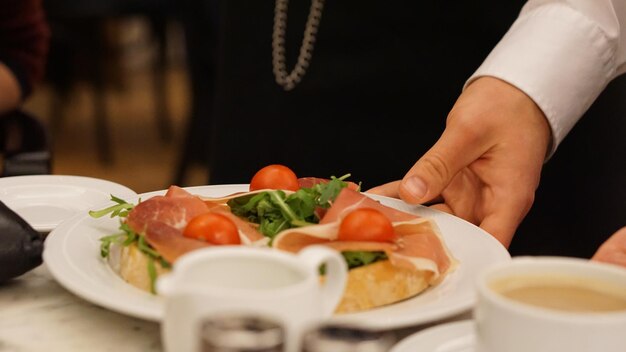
[147,257,157,294]
[319,251,387,274]
[99,233,127,258]
[88,195,134,218]
[90,195,170,294]
[228,174,357,240]
[342,251,388,269]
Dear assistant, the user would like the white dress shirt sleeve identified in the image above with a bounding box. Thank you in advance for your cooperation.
[465,0,626,156]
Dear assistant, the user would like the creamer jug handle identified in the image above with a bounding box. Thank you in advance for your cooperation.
[298,246,348,315]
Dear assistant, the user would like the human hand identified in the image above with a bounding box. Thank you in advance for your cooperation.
[368,76,551,247]
[591,226,626,267]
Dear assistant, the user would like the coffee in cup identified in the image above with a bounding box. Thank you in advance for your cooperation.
[475,256,626,352]
[489,273,626,313]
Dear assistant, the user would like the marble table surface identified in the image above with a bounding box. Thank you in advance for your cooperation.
[0,265,161,352]
[0,265,471,352]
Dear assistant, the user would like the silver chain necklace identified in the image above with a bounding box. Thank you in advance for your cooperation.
[272,0,325,91]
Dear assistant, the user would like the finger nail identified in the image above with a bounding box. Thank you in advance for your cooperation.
[403,176,427,200]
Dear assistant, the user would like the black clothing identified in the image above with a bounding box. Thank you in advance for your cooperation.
[209,1,525,187]
[205,0,626,259]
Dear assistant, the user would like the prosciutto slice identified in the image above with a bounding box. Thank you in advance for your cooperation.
[125,186,267,263]
[127,189,211,233]
[144,220,211,263]
[320,188,417,224]
[273,189,456,281]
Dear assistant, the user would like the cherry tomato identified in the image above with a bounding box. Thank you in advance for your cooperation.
[249,164,300,191]
[183,213,241,245]
[337,208,395,242]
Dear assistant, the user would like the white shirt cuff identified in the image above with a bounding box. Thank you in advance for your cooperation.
[465,3,617,157]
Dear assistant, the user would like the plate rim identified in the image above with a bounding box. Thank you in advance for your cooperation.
[390,319,476,352]
[0,175,137,232]
[43,184,510,327]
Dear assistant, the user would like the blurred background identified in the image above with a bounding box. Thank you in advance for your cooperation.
[22,0,213,194]
[9,0,626,258]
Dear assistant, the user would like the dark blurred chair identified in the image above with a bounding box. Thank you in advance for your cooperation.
[43,0,175,164]
[0,110,52,177]
[171,0,218,186]
[43,0,218,184]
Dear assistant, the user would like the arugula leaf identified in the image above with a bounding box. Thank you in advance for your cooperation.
[286,188,318,220]
[91,194,171,293]
[227,175,356,240]
[259,218,290,239]
[147,256,158,294]
[227,175,358,241]
[137,234,160,258]
[98,222,137,258]
[316,174,350,207]
[99,233,126,258]
[235,192,268,214]
[320,251,387,274]
[101,221,171,293]
[342,251,388,269]
[89,195,135,218]
[120,223,138,245]
[268,190,298,221]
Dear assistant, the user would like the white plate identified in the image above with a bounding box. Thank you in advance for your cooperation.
[43,185,510,327]
[0,175,137,233]
[391,320,475,352]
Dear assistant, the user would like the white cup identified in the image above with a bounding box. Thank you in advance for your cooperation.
[475,256,626,352]
[157,245,347,352]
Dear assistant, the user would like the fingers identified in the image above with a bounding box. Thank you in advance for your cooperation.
[429,203,453,214]
[592,226,626,267]
[479,213,518,249]
[480,183,544,248]
[366,181,401,198]
[398,122,488,205]
[367,181,447,207]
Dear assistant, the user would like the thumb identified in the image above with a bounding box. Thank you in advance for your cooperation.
[398,126,488,204]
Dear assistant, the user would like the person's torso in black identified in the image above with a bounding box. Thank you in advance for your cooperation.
[207,0,626,259]
[209,0,524,187]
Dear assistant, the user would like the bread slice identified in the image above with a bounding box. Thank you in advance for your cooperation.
[108,243,170,292]
[109,244,431,313]
[334,259,432,313]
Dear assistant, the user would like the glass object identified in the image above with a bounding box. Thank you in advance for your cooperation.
[200,313,284,352]
[301,324,395,352]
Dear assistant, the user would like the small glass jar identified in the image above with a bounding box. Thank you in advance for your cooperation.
[200,313,285,352]
[301,323,396,352]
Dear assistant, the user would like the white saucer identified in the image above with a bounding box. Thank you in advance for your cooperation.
[0,175,137,233]
[391,320,475,352]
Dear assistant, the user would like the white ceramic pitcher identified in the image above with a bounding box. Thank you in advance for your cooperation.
[157,245,348,352]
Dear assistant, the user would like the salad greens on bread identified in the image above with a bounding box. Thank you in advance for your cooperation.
[227,175,385,268]
[89,173,389,293]
[90,195,170,293]
[228,174,356,239]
